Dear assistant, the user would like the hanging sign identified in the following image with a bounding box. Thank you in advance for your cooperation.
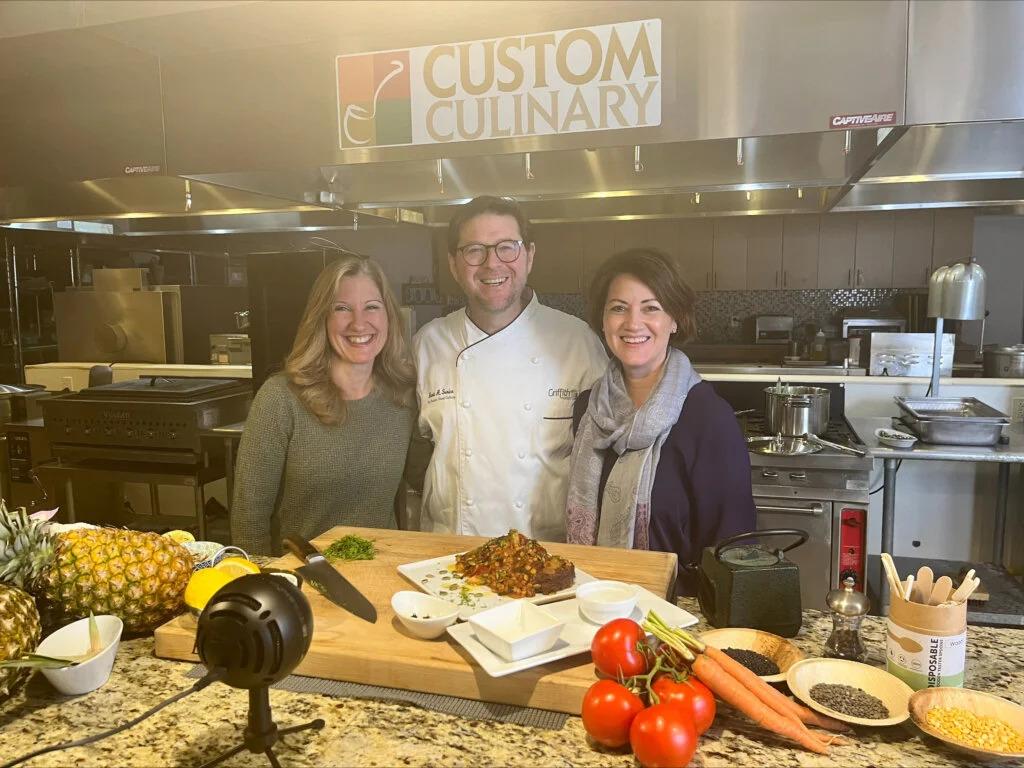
[336,18,661,149]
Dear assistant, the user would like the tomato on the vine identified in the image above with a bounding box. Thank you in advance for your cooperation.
[591,618,649,679]
[650,675,716,734]
[629,703,698,768]
[581,679,644,748]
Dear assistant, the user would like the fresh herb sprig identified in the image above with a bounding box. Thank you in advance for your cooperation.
[323,535,376,563]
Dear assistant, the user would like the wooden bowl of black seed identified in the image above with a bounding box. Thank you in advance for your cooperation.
[699,627,806,685]
[786,658,913,727]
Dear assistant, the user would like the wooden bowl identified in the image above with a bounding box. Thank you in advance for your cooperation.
[700,627,806,684]
[786,658,912,727]
[909,687,1024,762]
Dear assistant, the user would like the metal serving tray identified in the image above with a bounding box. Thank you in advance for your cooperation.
[895,416,1005,446]
[895,396,1009,423]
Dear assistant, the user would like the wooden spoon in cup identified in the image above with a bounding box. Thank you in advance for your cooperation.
[929,575,954,605]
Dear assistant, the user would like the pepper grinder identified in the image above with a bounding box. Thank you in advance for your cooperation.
[824,577,870,662]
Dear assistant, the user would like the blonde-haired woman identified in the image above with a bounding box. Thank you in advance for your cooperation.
[232,255,417,555]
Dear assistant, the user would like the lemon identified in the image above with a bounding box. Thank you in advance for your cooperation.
[163,529,195,544]
[184,568,235,612]
[214,557,261,578]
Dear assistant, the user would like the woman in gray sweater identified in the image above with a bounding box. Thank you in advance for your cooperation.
[231,255,417,556]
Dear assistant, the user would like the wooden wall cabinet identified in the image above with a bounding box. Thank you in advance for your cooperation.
[892,210,934,288]
[932,209,976,268]
[781,215,819,289]
[853,212,895,288]
[817,214,857,288]
[712,219,748,290]
[746,216,784,289]
[676,220,713,290]
[529,223,583,293]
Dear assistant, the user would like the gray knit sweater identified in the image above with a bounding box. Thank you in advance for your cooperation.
[231,374,415,556]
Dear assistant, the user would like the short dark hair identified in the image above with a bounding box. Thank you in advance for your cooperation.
[446,196,533,255]
[586,248,698,348]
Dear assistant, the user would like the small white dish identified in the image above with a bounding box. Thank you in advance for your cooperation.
[875,427,918,449]
[449,587,699,677]
[576,580,638,625]
[467,600,564,662]
[36,615,123,695]
[390,591,459,639]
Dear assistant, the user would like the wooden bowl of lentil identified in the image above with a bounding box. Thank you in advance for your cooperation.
[786,658,913,727]
[699,627,806,684]
[909,687,1024,762]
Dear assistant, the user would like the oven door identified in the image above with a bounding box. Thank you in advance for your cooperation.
[754,496,836,611]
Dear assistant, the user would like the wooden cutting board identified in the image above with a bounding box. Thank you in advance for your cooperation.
[154,526,678,714]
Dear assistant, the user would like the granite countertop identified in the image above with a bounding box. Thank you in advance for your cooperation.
[1,602,1019,767]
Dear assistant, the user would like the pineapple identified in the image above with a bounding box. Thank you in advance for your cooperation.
[0,502,192,635]
[0,584,40,700]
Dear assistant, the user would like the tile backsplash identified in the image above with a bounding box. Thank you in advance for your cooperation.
[446,288,916,344]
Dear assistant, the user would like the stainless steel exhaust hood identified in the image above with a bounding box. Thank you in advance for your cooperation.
[1,0,1022,233]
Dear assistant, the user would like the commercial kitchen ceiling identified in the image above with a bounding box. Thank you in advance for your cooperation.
[0,2,1022,231]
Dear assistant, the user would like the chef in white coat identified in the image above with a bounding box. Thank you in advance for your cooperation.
[413,196,608,542]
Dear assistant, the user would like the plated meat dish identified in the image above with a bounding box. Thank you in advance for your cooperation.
[452,530,575,598]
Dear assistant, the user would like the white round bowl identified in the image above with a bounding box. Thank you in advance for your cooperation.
[182,542,247,570]
[391,591,459,639]
[576,580,638,625]
[36,615,123,696]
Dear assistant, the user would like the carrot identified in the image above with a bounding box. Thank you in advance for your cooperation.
[690,653,830,756]
[700,644,850,733]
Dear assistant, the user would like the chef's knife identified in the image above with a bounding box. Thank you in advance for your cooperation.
[283,536,377,623]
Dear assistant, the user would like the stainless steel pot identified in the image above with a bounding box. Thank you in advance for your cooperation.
[764,384,830,437]
[983,345,1024,378]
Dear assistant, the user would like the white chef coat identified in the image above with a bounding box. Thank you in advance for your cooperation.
[413,293,608,542]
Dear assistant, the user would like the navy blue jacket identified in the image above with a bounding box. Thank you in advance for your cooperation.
[572,381,757,596]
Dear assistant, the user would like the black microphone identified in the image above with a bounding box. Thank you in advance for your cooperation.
[194,573,324,768]
[196,572,314,689]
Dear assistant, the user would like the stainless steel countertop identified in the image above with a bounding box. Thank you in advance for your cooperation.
[849,416,1024,462]
[694,364,867,376]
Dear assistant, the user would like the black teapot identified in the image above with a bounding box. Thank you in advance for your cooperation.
[697,529,807,637]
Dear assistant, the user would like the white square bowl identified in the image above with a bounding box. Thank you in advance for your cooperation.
[467,600,564,662]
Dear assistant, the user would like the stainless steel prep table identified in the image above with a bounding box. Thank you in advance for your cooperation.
[850,416,1024,615]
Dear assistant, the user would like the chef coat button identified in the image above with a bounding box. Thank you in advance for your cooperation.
[514,501,523,509]
[465,448,473,457]
[531,357,540,364]
[518,450,526,459]
[465,498,474,506]
[524,403,532,411]
[462,400,470,408]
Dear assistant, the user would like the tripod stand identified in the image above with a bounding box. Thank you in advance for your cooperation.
[199,687,324,768]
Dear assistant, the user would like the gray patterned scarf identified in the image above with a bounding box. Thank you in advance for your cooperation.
[566,348,702,549]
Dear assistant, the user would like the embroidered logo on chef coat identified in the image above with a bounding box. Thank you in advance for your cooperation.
[548,387,579,401]
[427,386,455,404]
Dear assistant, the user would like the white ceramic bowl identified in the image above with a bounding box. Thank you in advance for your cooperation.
[467,600,564,661]
[576,580,638,625]
[36,615,123,696]
[182,542,248,570]
[876,427,918,449]
[391,591,459,639]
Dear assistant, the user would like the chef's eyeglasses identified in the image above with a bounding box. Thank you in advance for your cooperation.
[455,239,524,266]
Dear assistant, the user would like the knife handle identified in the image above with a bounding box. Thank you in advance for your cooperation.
[283,536,318,561]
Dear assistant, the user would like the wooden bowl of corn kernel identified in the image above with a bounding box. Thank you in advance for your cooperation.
[909,687,1024,762]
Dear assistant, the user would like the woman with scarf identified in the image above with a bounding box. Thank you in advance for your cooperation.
[566,248,756,596]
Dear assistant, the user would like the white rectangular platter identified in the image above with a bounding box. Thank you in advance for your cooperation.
[397,552,596,620]
[447,586,698,677]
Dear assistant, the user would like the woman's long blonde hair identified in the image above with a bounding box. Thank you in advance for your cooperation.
[285,255,415,425]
